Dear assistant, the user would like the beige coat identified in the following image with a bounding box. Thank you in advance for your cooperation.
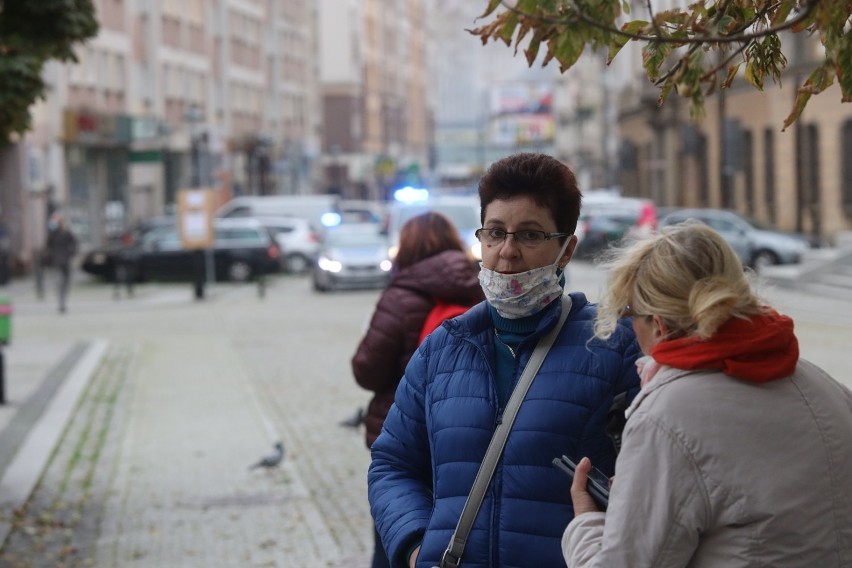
[563,359,852,568]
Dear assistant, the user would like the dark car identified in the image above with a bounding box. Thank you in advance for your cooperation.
[574,197,658,260]
[82,216,177,280]
[113,218,280,283]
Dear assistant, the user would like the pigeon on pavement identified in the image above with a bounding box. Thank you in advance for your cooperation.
[249,441,285,470]
[339,407,365,428]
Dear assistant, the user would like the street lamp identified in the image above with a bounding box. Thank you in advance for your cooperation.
[183,103,205,188]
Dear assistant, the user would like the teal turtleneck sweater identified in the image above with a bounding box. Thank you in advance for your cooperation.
[490,304,551,407]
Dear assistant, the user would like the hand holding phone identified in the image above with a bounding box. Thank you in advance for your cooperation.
[552,454,610,511]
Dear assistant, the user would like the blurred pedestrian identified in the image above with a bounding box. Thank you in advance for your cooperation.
[368,153,641,568]
[45,213,78,313]
[352,211,484,568]
[563,221,852,567]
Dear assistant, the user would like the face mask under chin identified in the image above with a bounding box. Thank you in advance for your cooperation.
[479,241,569,319]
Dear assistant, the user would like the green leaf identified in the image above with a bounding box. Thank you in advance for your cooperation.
[552,27,586,71]
[480,0,503,19]
[499,12,519,43]
[525,37,542,66]
[621,19,651,36]
[834,32,852,102]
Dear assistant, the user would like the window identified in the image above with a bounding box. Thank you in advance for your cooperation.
[764,128,776,223]
[842,121,852,216]
[743,129,754,215]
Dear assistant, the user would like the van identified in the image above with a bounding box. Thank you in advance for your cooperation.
[215,194,340,230]
[385,195,482,261]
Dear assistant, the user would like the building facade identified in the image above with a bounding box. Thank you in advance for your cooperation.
[611,13,852,241]
[12,0,321,267]
[317,0,434,202]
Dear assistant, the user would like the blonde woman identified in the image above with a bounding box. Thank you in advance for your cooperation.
[564,221,852,568]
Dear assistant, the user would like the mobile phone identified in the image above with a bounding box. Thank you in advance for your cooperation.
[552,455,610,511]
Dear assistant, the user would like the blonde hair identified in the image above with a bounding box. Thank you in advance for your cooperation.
[594,220,765,341]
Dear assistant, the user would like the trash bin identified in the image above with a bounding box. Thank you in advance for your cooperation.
[0,296,11,345]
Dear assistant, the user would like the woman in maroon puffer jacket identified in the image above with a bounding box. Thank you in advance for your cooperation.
[351,211,484,568]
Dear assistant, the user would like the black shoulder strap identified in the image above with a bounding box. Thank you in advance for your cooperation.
[605,391,629,455]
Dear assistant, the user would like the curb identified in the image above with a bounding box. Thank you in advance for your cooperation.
[0,339,108,548]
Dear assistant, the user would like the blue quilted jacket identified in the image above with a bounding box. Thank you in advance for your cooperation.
[368,292,641,568]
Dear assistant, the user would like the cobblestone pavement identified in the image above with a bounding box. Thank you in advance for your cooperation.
[0,274,379,567]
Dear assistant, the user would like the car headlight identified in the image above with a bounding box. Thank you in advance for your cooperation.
[317,256,342,273]
[380,259,393,272]
[91,253,106,264]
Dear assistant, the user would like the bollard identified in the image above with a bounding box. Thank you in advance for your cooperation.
[0,296,11,404]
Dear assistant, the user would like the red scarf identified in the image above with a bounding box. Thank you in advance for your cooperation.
[650,310,799,383]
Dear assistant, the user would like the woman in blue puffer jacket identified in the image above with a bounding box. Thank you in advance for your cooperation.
[368,153,641,568]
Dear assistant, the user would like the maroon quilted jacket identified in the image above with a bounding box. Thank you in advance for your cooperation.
[351,249,484,448]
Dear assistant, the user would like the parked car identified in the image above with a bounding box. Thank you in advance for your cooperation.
[82,216,177,280]
[384,194,482,261]
[574,196,658,259]
[658,208,815,268]
[117,217,281,283]
[312,224,392,292]
[254,216,321,274]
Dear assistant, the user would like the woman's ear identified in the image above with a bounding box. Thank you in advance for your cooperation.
[561,235,579,267]
[651,315,669,339]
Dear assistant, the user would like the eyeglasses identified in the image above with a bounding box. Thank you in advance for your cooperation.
[620,304,650,319]
[475,228,570,248]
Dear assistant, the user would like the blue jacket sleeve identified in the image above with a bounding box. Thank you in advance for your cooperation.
[368,344,434,567]
[615,317,642,404]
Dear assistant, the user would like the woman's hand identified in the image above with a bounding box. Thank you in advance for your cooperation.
[570,457,602,516]
[409,544,420,568]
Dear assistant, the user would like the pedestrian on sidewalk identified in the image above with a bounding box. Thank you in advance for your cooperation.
[368,153,641,568]
[352,212,483,568]
[45,213,78,313]
[563,221,852,567]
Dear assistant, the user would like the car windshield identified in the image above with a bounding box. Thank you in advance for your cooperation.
[738,212,773,231]
[326,232,385,247]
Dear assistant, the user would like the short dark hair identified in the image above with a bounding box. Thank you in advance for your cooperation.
[478,153,581,236]
[395,211,466,270]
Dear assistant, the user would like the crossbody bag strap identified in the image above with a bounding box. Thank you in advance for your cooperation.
[438,295,572,568]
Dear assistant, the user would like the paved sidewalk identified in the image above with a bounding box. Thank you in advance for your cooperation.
[0,272,378,567]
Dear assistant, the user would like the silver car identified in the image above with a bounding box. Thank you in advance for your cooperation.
[659,208,813,269]
[312,224,392,292]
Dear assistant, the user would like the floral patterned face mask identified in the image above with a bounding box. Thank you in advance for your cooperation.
[478,240,570,319]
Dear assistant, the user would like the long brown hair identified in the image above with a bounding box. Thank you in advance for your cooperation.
[394,211,467,270]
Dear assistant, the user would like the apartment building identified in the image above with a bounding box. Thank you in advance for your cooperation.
[14,0,320,262]
[317,0,433,201]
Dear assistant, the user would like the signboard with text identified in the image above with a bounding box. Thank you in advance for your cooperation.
[177,189,215,249]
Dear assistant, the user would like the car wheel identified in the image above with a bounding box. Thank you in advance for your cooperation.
[751,250,779,270]
[312,276,329,292]
[285,253,311,274]
[227,260,253,282]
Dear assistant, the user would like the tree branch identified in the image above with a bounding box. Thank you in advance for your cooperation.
[496,0,818,46]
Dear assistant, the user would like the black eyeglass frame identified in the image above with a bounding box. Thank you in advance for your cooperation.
[474,227,571,246]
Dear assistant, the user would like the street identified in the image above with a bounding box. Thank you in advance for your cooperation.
[0,260,850,567]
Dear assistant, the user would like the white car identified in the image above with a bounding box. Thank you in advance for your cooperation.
[254,216,321,274]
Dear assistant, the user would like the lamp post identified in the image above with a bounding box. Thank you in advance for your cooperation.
[184,104,204,188]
